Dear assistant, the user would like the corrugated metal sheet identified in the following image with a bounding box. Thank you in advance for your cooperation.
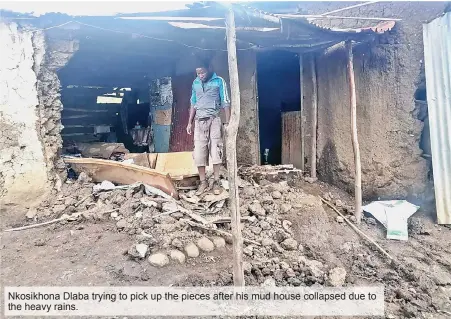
[423,12,451,224]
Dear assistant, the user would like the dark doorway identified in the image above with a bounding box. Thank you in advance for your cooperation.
[257,50,301,165]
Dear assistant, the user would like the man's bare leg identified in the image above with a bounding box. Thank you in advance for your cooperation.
[196,166,208,195]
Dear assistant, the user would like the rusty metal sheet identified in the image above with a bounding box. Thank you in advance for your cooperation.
[423,12,451,224]
[281,111,303,169]
[169,73,195,152]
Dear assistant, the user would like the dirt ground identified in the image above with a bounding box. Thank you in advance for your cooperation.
[1,173,450,319]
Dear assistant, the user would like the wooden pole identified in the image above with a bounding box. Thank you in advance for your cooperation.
[299,54,305,172]
[225,7,245,286]
[310,54,318,179]
[346,40,362,224]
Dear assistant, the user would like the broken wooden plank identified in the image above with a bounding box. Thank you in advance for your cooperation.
[64,157,179,199]
[124,153,158,169]
[154,152,198,179]
[281,111,303,169]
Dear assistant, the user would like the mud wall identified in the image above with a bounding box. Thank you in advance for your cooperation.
[301,2,447,199]
[0,22,77,210]
[0,23,50,207]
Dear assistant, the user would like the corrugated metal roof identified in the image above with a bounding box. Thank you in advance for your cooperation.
[423,12,451,225]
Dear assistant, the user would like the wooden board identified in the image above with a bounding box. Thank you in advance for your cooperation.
[154,108,172,125]
[64,158,178,199]
[124,153,158,169]
[154,151,198,179]
[282,111,303,169]
[74,143,129,159]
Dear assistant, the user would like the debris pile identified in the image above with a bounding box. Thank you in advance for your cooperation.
[23,165,352,288]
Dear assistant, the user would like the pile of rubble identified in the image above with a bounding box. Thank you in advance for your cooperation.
[26,167,348,288]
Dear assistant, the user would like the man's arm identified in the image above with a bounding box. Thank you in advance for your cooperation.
[187,84,197,135]
[218,78,231,124]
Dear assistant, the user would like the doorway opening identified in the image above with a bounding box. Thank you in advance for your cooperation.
[257,50,301,165]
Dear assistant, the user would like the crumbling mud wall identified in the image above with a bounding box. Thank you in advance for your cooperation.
[301,2,447,199]
[34,32,79,193]
[0,22,77,210]
[0,23,50,207]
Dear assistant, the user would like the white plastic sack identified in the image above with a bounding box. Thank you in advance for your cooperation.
[363,200,420,241]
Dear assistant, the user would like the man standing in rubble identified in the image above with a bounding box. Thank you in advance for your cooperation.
[186,61,230,195]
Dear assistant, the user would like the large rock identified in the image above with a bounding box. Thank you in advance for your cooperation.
[281,238,298,251]
[148,253,169,267]
[185,243,200,258]
[26,208,37,219]
[212,237,226,249]
[249,201,266,216]
[280,204,292,214]
[170,250,186,264]
[271,191,282,200]
[116,219,127,229]
[52,205,66,214]
[327,267,347,287]
[128,244,148,259]
[197,237,215,252]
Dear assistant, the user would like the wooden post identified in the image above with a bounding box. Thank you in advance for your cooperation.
[225,7,245,286]
[299,54,305,172]
[310,55,318,179]
[346,40,362,224]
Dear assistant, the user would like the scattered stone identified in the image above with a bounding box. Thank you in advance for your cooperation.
[286,268,296,278]
[365,217,377,225]
[77,172,92,183]
[116,219,127,229]
[212,237,226,249]
[243,262,252,274]
[336,216,344,223]
[304,259,325,278]
[261,238,273,247]
[249,201,266,216]
[243,245,254,256]
[298,244,304,253]
[350,216,357,223]
[148,253,169,267]
[271,191,282,200]
[279,262,290,270]
[250,226,262,235]
[334,199,343,208]
[135,244,148,258]
[261,278,276,287]
[26,208,37,219]
[53,205,66,214]
[327,267,347,287]
[172,238,183,249]
[135,211,143,219]
[259,221,271,230]
[280,204,292,214]
[93,180,115,192]
[197,237,215,252]
[170,250,186,264]
[291,278,302,286]
[281,238,298,251]
[185,243,200,258]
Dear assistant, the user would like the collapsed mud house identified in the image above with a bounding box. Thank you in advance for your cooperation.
[0,1,450,224]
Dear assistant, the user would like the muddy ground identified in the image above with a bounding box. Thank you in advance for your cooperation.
[1,169,450,319]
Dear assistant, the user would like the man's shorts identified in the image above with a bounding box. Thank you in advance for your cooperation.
[193,116,223,167]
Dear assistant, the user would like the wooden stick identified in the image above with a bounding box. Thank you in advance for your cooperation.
[184,220,261,246]
[310,54,318,179]
[74,193,93,207]
[2,209,120,233]
[320,197,394,261]
[299,54,305,172]
[346,41,363,224]
[225,6,245,287]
